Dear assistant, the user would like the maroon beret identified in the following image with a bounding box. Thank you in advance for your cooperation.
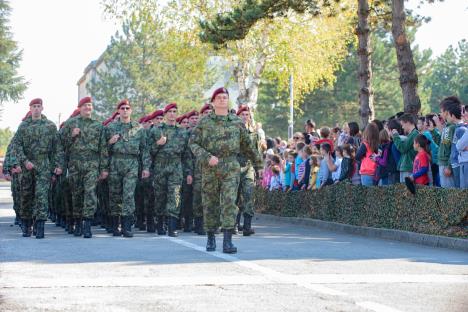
[236,105,250,115]
[200,103,213,114]
[69,108,81,118]
[116,99,130,110]
[139,115,148,123]
[164,103,178,114]
[186,110,199,119]
[210,87,229,103]
[149,109,164,120]
[29,98,43,106]
[22,111,32,121]
[78,96,92,107]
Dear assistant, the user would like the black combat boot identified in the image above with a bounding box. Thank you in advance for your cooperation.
[14,214,20,225]
[35,220,45,239]
[206,231,216,252]
[83,219,92,238]
[146,215,156,233]
[222,229,237,254]
[234,212,242,234]
[55,215,61,227]
[112,216,122,236]
[121,216,134,238]
[242,214,255,236]
[50,212,56,223]
[168,216,179,237]
[135,214,144,231]
[21,219,32,237]
[156,216,166,235]
[32,219,37,236]
[73,218,83,237]
[105,216,113,233]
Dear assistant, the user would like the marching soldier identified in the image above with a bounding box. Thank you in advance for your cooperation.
[235,105,262,236]
[104,100,150,237]
[60,96,108,238]
[14,98,63,239]
[189,88,263,253]
[147,103,192,237]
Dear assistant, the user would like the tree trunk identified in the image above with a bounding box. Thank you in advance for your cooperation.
[356,0,374,128]
[391,0,421,115]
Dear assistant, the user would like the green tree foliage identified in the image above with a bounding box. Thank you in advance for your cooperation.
[0,0,27,120]
[89,3,217,118]
[424,40,468,112]
[0,127,14,156]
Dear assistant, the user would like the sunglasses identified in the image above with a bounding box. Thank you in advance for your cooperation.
[293,136,302,140]
[119,107,131,111]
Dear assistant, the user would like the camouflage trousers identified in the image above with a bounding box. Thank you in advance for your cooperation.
[180,179,193,221]
[192,161,203,218]
[153,159,183,218]
[54,175,70,218]
[11,173,21,215]
[236,165,255,217]
[68,159,99,219]
[97,179,110,220]
[109,157,139,217]
[20,162,51,221]
[202,158,240,231]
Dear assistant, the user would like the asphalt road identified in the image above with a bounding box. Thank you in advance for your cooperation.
[0,182,467,312]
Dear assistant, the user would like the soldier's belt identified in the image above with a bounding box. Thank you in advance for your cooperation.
[111,153,139,159]
[213,155,238,162]
[69,153,99,161]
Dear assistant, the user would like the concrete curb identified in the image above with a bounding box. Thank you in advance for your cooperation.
[256,213,468,252]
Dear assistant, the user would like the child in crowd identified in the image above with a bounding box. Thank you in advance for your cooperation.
[298,146,313,190]
[423,114,440,186]
[316,127,335,152]
[456,105,468,188]
[331,146,343,182]
[269,165,283,191]
[318,143,333,189]
[375,129,394,185]
[308,155,320,190]
[293,142,306,188]
[356,123,380,186]
[392,113,419,183]
[409,135,431,185]
[338,144,354,182]
[283,151,295,191]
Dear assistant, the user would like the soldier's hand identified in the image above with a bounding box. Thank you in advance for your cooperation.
[443,167,452,177]
[99,171,109,180]
[109,134,120,145]
[156,135,167,146]
[25,161,34,171]
[72,128,81,137]
[51,175,57,183]
[208,156,218,167]
[4,174,11,181]
[54,168,63,176]
[187,175,193,185]
[141,170,150,179]
[12,166,22,174]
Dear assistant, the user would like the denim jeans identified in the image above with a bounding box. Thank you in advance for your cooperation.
[460,163,468,189]
[361,175,375,186]
[399,171,412,183]
[439,165,456,188]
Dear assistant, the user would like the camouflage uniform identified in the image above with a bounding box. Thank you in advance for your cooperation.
[3,139,21,223]
[189,114,262,232]
[14,115,61,222]
[147,123,192,233]
[60,115,107,220]
[105,120,150,217]
[57,125,74,233]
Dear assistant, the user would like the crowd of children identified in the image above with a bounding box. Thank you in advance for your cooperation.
[260,96,468,191]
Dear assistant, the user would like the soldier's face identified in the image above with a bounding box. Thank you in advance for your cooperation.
[240,111,250,123]
[80,102,93,117]
[189,115,199,127]
[203,109,212,116]
[119,105,132,119]
[30,104,43,118]
[180,119,189,128]
[165,108,178,122]
[143,121,152,129]
[213,94,229,110]
[153,116,164,125]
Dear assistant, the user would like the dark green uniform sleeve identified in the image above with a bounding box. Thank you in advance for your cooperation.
[182,133,193,176]
[99,125,109,172]
[239,126,263,171]
[139,128,151,172]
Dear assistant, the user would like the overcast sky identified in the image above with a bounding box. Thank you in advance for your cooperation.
[1,0,467,130]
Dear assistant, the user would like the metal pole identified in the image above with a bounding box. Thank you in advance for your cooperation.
[288,74,294,140]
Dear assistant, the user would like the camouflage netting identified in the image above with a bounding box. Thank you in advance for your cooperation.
[254,183,468,238]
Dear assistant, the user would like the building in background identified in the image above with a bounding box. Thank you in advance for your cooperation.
[76,53,106,101]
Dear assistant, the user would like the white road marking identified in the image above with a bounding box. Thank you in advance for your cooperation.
[165,237,405,312]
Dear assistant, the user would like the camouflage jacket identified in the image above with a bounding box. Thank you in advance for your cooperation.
[3,138,18,174]
[147,123,192,176]
[189,113,263,171]
[238,126,263,168]
[14,115,62,172]
[104,120,151,171]
[60,115,108,171]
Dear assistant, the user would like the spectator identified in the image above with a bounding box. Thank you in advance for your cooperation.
[294,142,306,187]
[423,114,440,186]
[392,113,419,183]
[316,127,335,152]
[456,115,468,188]
[433,96,462,188]
[331,146,343,182]
[256,122,265,142]
[303,119,320,145]
[283,151,295,191]
[338,144,354,182]
[345,122,361,148]
[337,123,350,147]
[269,165,283,191]
[266,137,277,155]
[409,135,431,186]
[356,123,380,186]
[308,155,320,190]
[375,129,393,185]
[298,146,313,190]
[372,119,384,132]
[318,143,333,189]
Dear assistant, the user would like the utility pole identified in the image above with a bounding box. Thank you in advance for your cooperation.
[288,74,294,140]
